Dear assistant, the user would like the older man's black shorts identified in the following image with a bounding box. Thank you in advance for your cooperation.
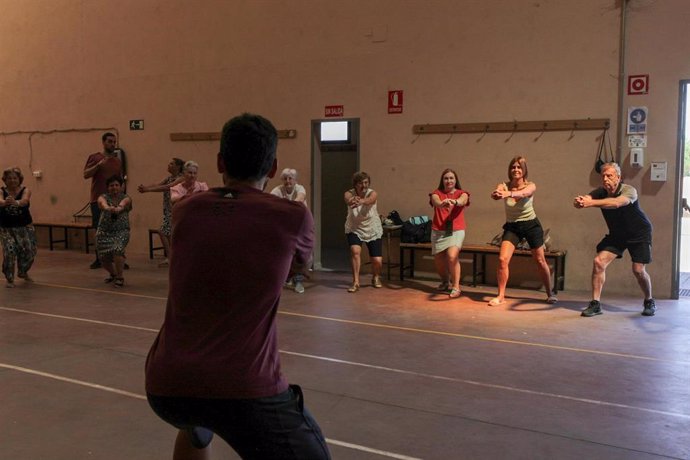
[596,235,652,264]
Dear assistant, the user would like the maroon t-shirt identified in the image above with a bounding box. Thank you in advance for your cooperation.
[85,152,122,202]
[145,185,314,399]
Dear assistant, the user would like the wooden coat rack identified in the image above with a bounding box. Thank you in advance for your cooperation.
[412,118,610,135]
[170,129,297,142]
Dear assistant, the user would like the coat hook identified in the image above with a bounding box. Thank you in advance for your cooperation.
[410,133,421,144]
[444,132,454,144]
[504,123,517,143]
[476,125,489,143]
[533,122,547,142]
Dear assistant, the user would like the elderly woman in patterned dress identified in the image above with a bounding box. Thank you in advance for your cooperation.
[97,175,132,287]
[0,167,37,288]
[138,158,185,267]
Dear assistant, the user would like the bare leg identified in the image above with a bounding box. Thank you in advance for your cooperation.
[592,251,617,301]
[370,256,383,277]
[495,241,515,302]
[349,245,361,286]
[531,246,554,298]
[113,255,125,279]
[160,234,171,266]
[173,429,211,460]
[102,259,115,278]
[434,253,448,284]
[632,262,652,299]
[160,234,171,258]
[446,246,461,291]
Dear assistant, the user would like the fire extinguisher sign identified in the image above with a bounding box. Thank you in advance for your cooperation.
[388,90,403,114]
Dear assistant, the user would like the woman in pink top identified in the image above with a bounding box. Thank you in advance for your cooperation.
[429,168,470,298]
[170,160,209,205]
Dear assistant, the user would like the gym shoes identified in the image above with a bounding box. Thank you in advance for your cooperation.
[642,298,656,316]
[89,260,102,269]
[581,300,602,317]
[294,281,305,294]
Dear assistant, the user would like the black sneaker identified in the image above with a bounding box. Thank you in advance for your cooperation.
[581,300,602,317]
[642,298,656,316]
[89,260,101,269]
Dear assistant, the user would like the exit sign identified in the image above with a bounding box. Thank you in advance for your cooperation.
[129,120,145,130]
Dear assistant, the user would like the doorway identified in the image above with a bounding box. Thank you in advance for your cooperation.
[311,118,360,271]
[676,81,690,297]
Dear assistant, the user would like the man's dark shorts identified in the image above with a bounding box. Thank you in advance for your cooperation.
[346,233,383,257]
[147,385,330,459]
[596,235,652,264]
[502,218,544,249]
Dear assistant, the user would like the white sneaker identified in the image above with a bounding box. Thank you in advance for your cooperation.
[294,281,305,294]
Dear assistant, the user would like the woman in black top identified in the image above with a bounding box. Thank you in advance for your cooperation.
[0,167,37,288]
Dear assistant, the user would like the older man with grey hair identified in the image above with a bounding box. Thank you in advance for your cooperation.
[574,162,655,317]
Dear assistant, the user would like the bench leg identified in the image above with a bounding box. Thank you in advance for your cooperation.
[149,230,154,259]
[48,227,54,251]
[84,228,90,254]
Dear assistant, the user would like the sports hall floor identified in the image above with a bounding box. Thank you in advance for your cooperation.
[1,249,689,460]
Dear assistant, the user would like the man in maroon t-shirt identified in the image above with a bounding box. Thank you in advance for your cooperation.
[145,114,330,459]
[83,132,122,269]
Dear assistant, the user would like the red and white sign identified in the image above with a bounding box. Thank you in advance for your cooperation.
[324,105,344,117]
[628,75,649,95]
[388,90,403,114]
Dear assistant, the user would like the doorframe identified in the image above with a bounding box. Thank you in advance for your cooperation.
[310,118,360,270]
[672,80,689,299]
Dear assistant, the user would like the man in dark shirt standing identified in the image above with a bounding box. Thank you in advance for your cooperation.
[83,132,122,269]
[145,113,330,459]
[574,162,655,317]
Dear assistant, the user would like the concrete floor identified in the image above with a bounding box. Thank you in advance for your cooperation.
[1,250,689,460]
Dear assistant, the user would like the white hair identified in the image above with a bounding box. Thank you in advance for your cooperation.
[601,162,621,176]
[184,160,199,171]
[280,168,297,179]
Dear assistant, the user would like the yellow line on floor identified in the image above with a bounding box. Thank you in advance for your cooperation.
[0,362,422,460]
[279,311,683,364]
[34,281,167,300]
[24,282,680,364]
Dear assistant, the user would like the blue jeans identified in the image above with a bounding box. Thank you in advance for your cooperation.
[148,385,330,459]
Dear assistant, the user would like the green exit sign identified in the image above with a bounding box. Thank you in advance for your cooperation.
[129,120,144,130]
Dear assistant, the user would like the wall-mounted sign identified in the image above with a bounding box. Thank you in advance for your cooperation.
[628,75,649,95]
[324,105,344,117]
[388,90,403,114]
[627,106,648,134]
[129,119,144,130]
[627,134,647,148]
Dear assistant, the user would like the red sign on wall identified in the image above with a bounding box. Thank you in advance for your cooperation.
[628,75,649,95]
[388,90,403,114]
[325,105,344,117]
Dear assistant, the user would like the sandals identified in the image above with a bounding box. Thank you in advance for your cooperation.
[347,283,360,293]
[372,276,382,288]
[449,288,461,298]
[488,297,505,306]
[114,278,124,288]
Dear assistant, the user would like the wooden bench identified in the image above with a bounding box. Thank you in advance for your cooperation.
[148,228,166,259]
[399,242,566,293]
[33,222,94,253]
